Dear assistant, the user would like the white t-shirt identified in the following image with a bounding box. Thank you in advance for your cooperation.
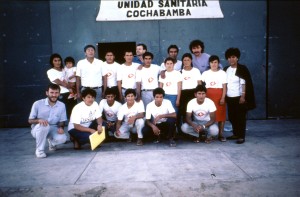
[226,67,245,97]
[76,58,104,87]
[187,98,216,122]
[181,67,202,90]
[47,68,69,94]
[68,101,102,130]
[202,69,227,88]
[64,67,77,83]
[160,60,182,71]
[99,99,122,122]
[117,101,145,123]
[146,99,175,123]
[102,62,120,87]
[117,63,140,89]
[136,64,161,90]
[159,70,182,95]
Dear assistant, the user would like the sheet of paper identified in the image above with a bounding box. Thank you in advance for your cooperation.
[89,127,105,150]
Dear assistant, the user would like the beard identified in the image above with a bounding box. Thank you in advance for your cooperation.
[48,96,58,103]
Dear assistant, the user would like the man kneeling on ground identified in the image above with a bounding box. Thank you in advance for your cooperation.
[28,84,67,158]
[143,87,177,147]
[68,88,103,149]
[114,89,145,146]
[181,84,219,143]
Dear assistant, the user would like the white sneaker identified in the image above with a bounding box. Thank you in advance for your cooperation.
[48,139,57,151]
[36,150,47,158]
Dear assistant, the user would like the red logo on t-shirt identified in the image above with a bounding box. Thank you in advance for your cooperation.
[148,77,154,83]
[128,73,134,78]
[197,112,205,117]
[210,81,216,86]
[166,82,172,86]
[184,77,191,80]
[107,72,112,77]
[106,112,114,117]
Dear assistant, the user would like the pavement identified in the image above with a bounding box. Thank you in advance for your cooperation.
[0,119,300,197]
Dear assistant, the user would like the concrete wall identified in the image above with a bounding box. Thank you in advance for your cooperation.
[268,1,300,118]
[0,0,298,127]
[0,1,53,127]
[50,0,266,121]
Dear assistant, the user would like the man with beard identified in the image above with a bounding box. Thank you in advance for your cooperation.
[28,84,68,158]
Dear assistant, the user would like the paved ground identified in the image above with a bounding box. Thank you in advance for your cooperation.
[0,119,300,197]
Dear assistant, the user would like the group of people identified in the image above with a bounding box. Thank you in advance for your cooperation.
[28,39,256,158]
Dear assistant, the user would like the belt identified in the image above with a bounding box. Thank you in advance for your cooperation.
[142,89,154,91]
[122,87,135,90]
[83,86,102,89]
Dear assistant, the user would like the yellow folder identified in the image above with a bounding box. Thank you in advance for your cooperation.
[89,127,106,150]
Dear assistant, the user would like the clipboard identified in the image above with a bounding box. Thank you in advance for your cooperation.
[89,126,106,150]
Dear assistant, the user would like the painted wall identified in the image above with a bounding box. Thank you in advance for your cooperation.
[0,1,53,127]
[268,1,300,119]
[0,0,298,127]
[50,0,266,121]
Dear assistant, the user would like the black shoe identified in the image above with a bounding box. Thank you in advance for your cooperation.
[153,136,160,144]
[236,138,245,144]
[227,135,239,140]
[169,139,176,147]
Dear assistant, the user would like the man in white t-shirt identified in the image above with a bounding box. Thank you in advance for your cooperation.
[76,45,104,103]
[114,89,145,146]
[68,88,103,149]
[160,45,182,71]
[99,88,122,137]
[103,51,121,102]
[117,50,140,103]
[181,85,219,143]
[136,52,161,109]
[143,88,177,147]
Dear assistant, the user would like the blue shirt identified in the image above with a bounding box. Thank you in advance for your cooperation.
[29,98,67,127]
[133,55,143,64]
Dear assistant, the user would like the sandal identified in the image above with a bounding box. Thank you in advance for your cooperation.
[205,137,213,144]
[193,137,200,143]
[73,139,81,150]
[218,136,227,142]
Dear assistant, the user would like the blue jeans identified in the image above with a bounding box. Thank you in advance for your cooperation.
[164,94,178,114]
[68,120,98,145]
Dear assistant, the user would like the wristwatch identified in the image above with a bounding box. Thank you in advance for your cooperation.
[202,125,206,129]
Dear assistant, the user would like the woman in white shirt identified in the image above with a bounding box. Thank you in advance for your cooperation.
[202,55,227,142]
[180,53,202,124]
[47,53,76,118]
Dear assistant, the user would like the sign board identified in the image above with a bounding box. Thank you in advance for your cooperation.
[96,0,224,21]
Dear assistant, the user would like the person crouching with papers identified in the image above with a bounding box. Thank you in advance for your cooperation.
[68,88,103,149]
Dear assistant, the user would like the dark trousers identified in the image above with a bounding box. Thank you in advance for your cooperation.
[143,118,176,140]
[59,92,77,119]
[226,96,247,139]
[68,120,98,145]
[179,89,195,121]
